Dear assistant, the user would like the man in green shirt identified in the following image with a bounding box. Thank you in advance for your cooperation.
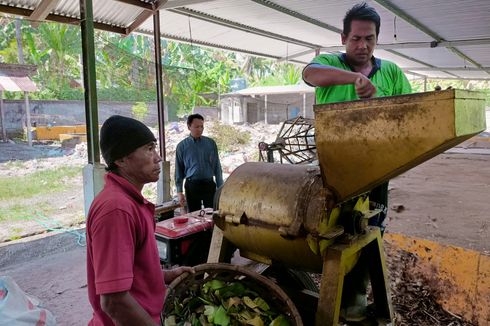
[303,2,412,323]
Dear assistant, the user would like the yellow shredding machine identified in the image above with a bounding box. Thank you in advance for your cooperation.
[207,89,487,325]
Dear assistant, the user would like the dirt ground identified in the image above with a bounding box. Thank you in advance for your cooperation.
[387,152,490,254]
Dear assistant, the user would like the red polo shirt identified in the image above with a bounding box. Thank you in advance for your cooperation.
[86,173,165,325]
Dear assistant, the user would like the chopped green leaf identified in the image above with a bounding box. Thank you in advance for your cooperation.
[246,315,265,326]
[254,297,270,311]
[204,305,218,323]
[217,282,246,298]
[225,296,242,309]
[243,296,258,309]
[269,315,291,326]
[203,279,225,293]
[164,315,177,326]
[214,306,231,326]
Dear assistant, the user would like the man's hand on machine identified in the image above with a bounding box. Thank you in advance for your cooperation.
[355,74,376,99]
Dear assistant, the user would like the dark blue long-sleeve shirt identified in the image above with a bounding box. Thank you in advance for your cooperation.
[175,135,223,193]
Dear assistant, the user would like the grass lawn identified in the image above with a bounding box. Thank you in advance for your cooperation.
[0,166,81,223]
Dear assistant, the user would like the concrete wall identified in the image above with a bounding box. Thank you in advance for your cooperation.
[0,99,169,138]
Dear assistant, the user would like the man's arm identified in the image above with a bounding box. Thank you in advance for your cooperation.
[101,291,156,326]
[212,140,223,188]
[303,64,376,98]
[175,143,186,206]
[303,64,362,87]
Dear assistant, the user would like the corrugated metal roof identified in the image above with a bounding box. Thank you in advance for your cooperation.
[0,76,37,92]
[224,84,314,96]
[0,0,489,79]
[0,63,37,92]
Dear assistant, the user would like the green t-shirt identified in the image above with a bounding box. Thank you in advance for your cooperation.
[307,53,412,104]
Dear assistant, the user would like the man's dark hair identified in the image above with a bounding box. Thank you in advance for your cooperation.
[187,113,204,126]
[343,2,381,37]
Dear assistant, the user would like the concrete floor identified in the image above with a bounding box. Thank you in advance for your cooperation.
[0,232,91,325]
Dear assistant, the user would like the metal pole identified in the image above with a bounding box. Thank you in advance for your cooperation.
[80,0,100,164]
[264,94,268,124]
[424,76,427,92]
[303,93,306,117]
[153,11,166,161]
[24,91,32,146]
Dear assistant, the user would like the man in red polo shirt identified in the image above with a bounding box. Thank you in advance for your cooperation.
[86,115,193,325]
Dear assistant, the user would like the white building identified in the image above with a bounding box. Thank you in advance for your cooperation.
[220,84,315,125]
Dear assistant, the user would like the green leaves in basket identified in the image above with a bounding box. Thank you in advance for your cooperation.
[243,296,257,309]
[165,275,292,326]
[204,305,218,323]
[203,279,225,293]
[216,282,246,299]
[203,305,231,326]
[269,315,291,326]
[224,296,241,309]
[245,315,264,326]
[243,296,271,315]
[163,315,177,326]
[214,306,231,326]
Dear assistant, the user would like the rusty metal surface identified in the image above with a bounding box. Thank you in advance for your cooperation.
[218,162,325,232]
[216,162,336,271]
[314,89,487,202]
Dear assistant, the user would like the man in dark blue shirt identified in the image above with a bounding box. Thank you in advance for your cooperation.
[175,114,223,212]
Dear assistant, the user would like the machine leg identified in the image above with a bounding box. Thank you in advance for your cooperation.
[207,226,232,263]
[315,228,392,326]
[316,247,344,326]
[366,232,393,321]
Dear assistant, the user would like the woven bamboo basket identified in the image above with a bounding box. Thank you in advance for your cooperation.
[162,263,303,325]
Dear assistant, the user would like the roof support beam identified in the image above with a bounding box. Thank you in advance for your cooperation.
[373,0,490,75]
[384,49,460,78]
[29,0,61,24]
[420,77,490,81]
[0,4,127,34]
[404,67,490,71]
[125,0,169,35]
[137,29,280,60]
[283,37,490,62]
[168,7,322,49]
[114,0,153,11]
[251,1,442,74]
[161,0,217,9]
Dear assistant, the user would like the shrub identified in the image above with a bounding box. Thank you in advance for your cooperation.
[208,122,251,153]
[132,101,149,120]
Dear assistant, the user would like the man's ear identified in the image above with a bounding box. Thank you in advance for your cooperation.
[114,157,126,169]
[341,33,347,45]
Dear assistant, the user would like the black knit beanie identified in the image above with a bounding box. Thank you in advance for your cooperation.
[100,115,156,166]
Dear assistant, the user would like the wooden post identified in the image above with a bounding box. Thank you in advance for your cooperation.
[0,91,5,141]
[207,226,232,263]
[24,91,32,146]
